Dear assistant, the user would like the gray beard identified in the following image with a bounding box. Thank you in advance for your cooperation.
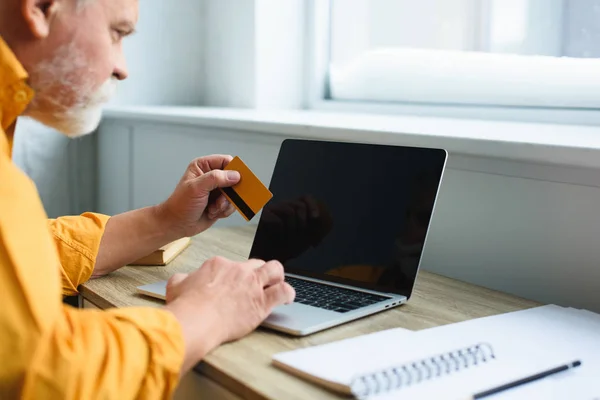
[22,42,114,137]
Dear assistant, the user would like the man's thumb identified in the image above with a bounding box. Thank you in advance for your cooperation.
[195,170,240,191]
[165,273,189,303]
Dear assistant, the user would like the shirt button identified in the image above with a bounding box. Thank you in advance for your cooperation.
[14,90,28,103]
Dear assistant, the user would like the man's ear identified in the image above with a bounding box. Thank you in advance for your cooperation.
[21,0,59,38]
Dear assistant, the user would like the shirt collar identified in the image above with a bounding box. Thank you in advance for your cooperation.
[0,35,35,157]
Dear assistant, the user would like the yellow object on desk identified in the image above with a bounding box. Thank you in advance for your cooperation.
[129,236,191,266]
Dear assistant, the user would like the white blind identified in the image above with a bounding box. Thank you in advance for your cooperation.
[328,0,600,108]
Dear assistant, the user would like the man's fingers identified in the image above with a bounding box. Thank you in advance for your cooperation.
[194,169,240,192]
[245,259,266,269]
[192,155,234,172]
[217,196,232,213]
[208,196,234,219]
[255,260,285,288]
[218,196,235,218]
[165,273,189,302]
[184,155,235,180]
[218,204,236,219]
[264,282,296,308]
[168,273,188,287]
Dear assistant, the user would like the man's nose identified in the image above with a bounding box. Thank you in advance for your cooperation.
[113,69,127,81]
[113,51,129,81]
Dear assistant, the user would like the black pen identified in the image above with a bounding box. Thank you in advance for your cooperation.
[468,360,582,399]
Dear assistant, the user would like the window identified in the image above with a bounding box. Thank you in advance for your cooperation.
[317,0,600,110]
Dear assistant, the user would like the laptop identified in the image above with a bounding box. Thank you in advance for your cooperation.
[137,139,447,336]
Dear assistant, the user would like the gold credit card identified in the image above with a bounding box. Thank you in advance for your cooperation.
[220,156,273,221]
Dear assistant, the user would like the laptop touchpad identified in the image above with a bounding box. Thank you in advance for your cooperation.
[264,303,339,330]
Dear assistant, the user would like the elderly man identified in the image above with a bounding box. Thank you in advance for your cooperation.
[0,0,295,398]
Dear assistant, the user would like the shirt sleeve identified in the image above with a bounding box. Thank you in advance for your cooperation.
[0,153,185,399]
[21,306,185,400]
[47,213,111,296]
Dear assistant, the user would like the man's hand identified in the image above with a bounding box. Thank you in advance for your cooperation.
[164,257,295,373]
[159,155,241,238]
[94,155,240,278]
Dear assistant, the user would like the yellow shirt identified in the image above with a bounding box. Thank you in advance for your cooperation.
[0,37,184,399]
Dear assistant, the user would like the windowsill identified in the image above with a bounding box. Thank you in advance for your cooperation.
[102,106,600,169]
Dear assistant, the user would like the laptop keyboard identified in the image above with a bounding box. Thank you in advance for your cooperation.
[285,276,389,313]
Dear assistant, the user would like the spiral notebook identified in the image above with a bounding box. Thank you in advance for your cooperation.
[272,306,593,399]
[273,331,505,399]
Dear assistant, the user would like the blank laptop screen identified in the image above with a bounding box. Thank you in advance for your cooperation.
[248,139,447,298]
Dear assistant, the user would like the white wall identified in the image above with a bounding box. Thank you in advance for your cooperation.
[424,165,600,309]
[203,0,256,108]
[13,119,71,217]
[203,0,305,109]
[13,118,96,218]
[110,0,205,106]
[97,117,600,313]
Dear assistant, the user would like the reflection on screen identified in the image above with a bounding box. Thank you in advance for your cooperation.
[249,140,446,298]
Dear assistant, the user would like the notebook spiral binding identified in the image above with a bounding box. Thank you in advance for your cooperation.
[349,342,496,398]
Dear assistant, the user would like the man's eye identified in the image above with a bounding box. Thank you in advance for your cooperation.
[112,29,130,41]
[111,24,134,41]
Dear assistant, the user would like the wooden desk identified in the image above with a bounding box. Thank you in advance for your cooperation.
[79,226,539,399]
